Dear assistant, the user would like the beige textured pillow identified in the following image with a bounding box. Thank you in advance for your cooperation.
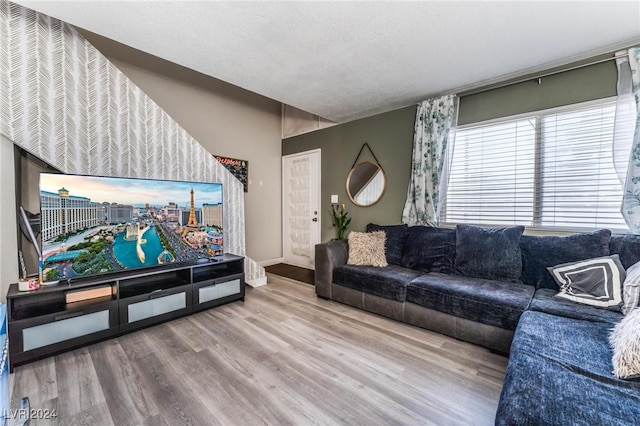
[347,231,388,267]
[609,308,640,380]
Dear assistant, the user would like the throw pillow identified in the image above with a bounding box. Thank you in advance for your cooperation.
[549,255,625,310]
[400,226,456,274]
[520,229,612,290]
[366,223,408,266]
[609,308,640,380]
[347,231,388,267]
[454,224,525,283]
[622,260,640,315]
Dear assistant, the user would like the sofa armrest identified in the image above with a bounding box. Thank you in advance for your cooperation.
[314,240,348,298]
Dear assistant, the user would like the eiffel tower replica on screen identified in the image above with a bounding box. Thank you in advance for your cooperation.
[182,188,200,236]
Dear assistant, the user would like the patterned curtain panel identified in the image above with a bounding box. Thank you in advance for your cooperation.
[620,47,640,232]
[402,95,458,226]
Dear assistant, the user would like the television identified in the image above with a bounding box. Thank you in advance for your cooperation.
[19,206,41,259]
[38,173,224,283]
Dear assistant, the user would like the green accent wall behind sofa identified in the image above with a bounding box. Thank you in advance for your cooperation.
[282,47,635,244]
[282,105,417,243]
[458,56,618,125]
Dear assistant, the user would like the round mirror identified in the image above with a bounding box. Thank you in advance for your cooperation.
[346,161,387,207]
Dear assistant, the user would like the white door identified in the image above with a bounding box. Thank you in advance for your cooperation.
[282,149,321,269]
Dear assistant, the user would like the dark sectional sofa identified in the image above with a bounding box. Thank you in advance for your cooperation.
[314,224,640,424]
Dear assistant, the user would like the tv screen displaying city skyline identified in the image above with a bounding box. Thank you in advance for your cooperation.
[39,173,224,283]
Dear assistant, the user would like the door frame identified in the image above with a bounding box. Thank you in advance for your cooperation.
[281,149,321,269]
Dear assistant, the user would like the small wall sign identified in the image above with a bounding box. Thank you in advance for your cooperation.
[214,155,249,192]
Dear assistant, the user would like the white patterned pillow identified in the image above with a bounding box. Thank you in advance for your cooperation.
[548,255,625,310]
[347,231,388,267]
[610,308,640,380]
[622,261,640,315]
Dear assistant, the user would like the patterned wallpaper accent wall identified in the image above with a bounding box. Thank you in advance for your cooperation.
[0,1,265,284]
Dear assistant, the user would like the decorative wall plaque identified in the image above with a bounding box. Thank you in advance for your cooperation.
[215,155,249,192]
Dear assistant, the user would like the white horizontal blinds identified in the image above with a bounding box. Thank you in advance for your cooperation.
[444,119,536,226]
[540,101,626,230]
[442,98,634,231]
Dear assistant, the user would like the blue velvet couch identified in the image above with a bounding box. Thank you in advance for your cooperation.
[496,234,640,425]
[314,225,640,424]
[495,310,640,425]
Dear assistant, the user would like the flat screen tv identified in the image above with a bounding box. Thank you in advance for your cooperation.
[39,173,224,283]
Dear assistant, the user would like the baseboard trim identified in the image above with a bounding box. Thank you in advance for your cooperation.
[258,257,284,267]
[246,276,267,288]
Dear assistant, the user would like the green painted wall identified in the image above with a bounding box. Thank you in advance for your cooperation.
[458,52,620,125]
[282,48,634,244]
[282,105,417,242]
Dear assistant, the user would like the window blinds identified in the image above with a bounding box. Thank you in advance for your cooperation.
[442,98,634,231]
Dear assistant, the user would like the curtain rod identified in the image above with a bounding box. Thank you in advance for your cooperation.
[459,52,629,98]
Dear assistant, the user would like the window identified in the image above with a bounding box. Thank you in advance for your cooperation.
[442,98,633,231]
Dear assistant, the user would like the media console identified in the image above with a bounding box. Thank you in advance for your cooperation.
[6,254,244,371]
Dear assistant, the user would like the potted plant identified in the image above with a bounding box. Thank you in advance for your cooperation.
[330,203,351,240]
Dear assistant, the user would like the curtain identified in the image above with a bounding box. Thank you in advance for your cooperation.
[619,47,640,232]
[402,95,458,226]
[613,51,635,185]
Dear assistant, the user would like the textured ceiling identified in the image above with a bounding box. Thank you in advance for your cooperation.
[13,1,640,123]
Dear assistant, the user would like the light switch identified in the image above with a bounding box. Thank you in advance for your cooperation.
[331,195,338,204]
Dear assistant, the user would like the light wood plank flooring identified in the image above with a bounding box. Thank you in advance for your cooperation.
[10,274,508,425]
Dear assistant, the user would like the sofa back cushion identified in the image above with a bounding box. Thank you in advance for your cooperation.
[520,229,611,290]
[609,233,640,269]
[400,226,456,274]
[455,224,525,283]
[366,223,408,266]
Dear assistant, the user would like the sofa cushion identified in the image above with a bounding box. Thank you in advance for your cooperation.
[496,311,640,426]
[548,254,625,311]
[366,223,408,266]
[609,233,640,269]
[520,229,611,290]
[400,226,456,274]
[333,264,423,302]
[529,289,624,324]
[405,273,534,330]
[454,224,525,283]
[347,231,388,267]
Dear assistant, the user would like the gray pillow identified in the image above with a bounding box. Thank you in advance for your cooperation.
[455,224,525,283]
[548,255,625,311]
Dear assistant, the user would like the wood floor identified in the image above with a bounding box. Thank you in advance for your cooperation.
[10,274,508,426]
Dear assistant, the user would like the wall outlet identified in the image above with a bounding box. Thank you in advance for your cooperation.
[331,194,338,204]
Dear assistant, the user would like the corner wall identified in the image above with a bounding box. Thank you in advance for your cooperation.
[282,106,417,242]
[0,1,267,287]
[77,30,283,264]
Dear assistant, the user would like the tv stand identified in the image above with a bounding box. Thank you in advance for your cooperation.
[6,254,244,371]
